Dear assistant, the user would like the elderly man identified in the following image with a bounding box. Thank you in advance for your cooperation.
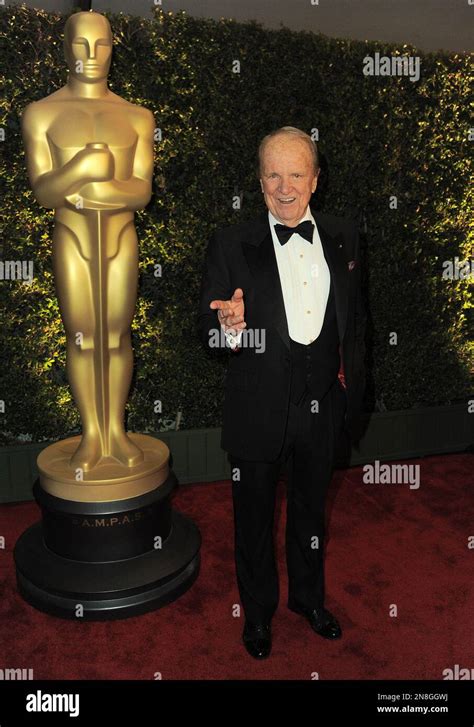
[199,126,366,659]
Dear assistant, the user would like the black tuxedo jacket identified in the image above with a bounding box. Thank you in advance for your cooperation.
[198,207,367,461]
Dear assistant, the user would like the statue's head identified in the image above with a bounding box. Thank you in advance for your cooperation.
[64,11,112,83]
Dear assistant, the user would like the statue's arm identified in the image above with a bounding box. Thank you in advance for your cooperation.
[127,108,154,208]
[77,109,155,211]
[21,104,89,209]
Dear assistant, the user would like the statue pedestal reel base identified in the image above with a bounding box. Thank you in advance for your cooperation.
[14,434,201,620]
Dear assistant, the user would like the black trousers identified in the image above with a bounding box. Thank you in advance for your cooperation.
[229,378,347,624]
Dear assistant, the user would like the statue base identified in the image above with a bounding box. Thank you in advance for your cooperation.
[14,446,201,619]
[37,432,170,502]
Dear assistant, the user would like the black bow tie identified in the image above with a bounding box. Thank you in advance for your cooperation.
[274,220,314,246]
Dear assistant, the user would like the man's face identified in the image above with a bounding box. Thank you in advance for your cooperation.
[260,136,318,227]
[65,15,112,83]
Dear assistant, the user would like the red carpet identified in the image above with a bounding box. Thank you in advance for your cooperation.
[0,453,472,680]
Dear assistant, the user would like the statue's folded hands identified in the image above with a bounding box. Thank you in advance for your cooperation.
[75,177,151,211]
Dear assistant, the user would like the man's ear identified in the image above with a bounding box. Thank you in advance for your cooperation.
[312,170,320,193]
[259,178,264,193]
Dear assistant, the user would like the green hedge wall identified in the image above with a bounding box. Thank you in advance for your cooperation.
[0,5,472,444]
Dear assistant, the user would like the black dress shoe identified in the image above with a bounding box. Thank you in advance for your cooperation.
[242,621,272,659]
[289,605,342,640]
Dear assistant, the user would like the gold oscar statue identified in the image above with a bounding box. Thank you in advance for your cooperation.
[21,10,169,502]
[15,10,200,620]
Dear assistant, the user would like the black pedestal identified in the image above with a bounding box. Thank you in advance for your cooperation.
[14,474,201,620]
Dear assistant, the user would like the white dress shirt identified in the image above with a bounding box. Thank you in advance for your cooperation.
[223,205,330,348]
[269,206,330,344]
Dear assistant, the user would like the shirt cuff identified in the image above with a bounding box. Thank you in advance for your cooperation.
[223,327,243,350]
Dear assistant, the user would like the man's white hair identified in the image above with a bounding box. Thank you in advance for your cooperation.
[258,126,319,174]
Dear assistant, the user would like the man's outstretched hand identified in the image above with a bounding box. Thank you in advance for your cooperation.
[210,288,246,334]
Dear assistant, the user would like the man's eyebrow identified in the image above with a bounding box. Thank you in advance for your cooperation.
[264,170,307,175]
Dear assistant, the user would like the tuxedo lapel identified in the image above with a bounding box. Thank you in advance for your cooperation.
[313,212,349,344]
[242,216,290,350]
